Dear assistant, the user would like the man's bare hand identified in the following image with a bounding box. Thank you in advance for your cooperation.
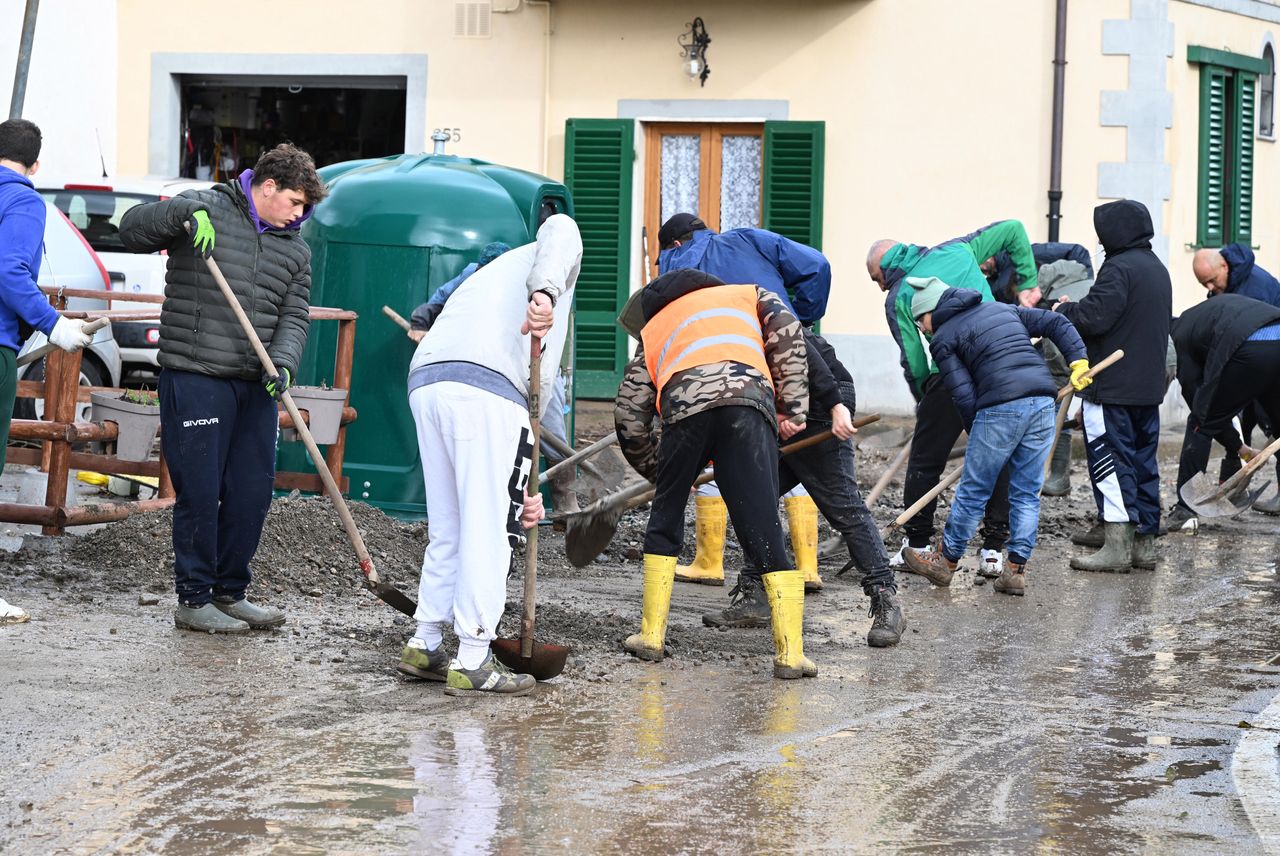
[408,329,426,343]
[521,291,554,338]
[830,403,856,440]
[1053,295,1071,311]
[521,491,545,528]
[777,415,804,440]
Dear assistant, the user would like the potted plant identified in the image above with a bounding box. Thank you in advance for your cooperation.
[90,388,160,462]
[282,385,348,445]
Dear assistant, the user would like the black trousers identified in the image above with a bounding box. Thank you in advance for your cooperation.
[1178,341,1280,506]
[644,406,790,580]
[160,369,278,606]
[903,377,1010,550]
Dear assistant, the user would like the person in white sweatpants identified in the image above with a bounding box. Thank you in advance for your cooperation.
[396,214,581,696]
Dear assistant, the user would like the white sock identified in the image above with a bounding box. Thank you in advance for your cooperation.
[411,622,443,650]
[457,639,491,670]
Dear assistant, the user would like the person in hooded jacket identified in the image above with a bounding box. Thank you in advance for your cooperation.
[901,278,1090,596]
[981,241,1095,305]
[613,268,814,680]
[866,220,1037,579]
[1169,294,1280,525]
[120,143,326,634]
[1054,199,1172,573]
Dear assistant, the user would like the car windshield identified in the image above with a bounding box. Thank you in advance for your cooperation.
[39,189,160,254]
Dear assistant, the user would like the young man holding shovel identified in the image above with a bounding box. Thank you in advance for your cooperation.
[902,277,1091,595]
[119,143,326,633]
[614,268,814,680]
[397,214,580,696]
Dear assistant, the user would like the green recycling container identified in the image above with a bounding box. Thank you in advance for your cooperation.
[278,152,574,516]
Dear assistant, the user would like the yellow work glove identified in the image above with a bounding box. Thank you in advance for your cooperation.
[1069,359,1093,391]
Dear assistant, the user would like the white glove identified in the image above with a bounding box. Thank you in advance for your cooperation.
[48,317,93,353]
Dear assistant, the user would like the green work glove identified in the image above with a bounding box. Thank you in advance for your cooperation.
[263,366,292,400]
[191,209,216,258]
[1069,358,1093,392]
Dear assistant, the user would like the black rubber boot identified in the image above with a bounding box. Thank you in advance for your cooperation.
[702,574,770,628]
[1070,522,1135,573]
[1071,521,1105,548]
[1041,438,1072,497]
[866,587,904,647]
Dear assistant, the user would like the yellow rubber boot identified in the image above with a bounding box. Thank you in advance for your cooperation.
[785,495,822,593]
[762,570,817,680]
[674,495,727,586]
[623,554,677,662]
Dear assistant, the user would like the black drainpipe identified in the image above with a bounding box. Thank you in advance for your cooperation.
[1048,0,1068,241]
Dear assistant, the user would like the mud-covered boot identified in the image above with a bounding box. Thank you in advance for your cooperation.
[785,494,822,593]
[624,554,677,661]
[1070,522,1135,573]
[1071,521,1106,548]
[993,562,1026,596]
[1041,438,1072,497]
[397,640,449,681]
[701,573,771,628]
[1131,532,1158,570]
[174,603,251,634]
[866,587,904,647]
[549,468,581,515]
[214,597,286,629]
[762,570,816,679]
[902,542,957,587]
[675,495,726,586]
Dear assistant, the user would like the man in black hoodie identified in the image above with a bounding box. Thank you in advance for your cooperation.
[1055,200,1172,572]
[1170,294,1280,525]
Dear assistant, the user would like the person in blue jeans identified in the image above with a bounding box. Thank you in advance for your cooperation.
[901,276,1091,596]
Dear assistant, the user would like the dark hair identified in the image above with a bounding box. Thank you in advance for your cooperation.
[251,143,327,203]
[0,119,42,168]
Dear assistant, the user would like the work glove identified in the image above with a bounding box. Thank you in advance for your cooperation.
[263,366,292,400]
[190,209,216,258]
[1069,358,1093,391]
[48,317,93,353]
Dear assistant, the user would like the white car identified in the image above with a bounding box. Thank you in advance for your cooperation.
[39,177,213,376]
[15,201,124,421]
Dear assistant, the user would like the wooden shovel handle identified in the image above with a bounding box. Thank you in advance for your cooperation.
[381,304,413,333]
[1208,431,1280,502]
[522,337,542,659]
[17,317,111,368]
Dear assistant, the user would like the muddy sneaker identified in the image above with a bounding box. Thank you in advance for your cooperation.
[397,640,448,681]
[1166,505,1198,531]
[992,563,1026,596]
[443,652,536,697]
[702,574,771,628]
[174,603,251,634]
[889,538,932,568]
[977,549,1003,579]
[901,543,956,587]
[213,597,285,629]
[0,597,29,625]
[866,587,904,647]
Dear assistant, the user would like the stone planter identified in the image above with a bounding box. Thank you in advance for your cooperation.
[282,386,348,445]
[90,392,160,462]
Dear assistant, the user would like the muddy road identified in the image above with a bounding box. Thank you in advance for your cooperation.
[3,426,1280,854]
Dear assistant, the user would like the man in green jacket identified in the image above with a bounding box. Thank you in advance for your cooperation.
[866,220,1038,578]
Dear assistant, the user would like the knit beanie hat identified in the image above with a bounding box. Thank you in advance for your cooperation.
[908,276,950,319]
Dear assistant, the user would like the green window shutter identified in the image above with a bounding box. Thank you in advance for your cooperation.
[1233,73,1256,245]
[564,118,633,399]
[763,121,825,251]
[1198,66,1228,247]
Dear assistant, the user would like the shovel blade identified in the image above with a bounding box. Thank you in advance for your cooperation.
[1179,472,1270,519]
[491,637,570,681]
[367,580,418,617]
[564,506,626,567]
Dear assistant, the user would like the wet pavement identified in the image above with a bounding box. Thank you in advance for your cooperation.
[4,505,1280,854]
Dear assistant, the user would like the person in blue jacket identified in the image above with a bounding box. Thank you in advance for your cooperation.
[408,242,512,339]
[657,213,831,326]
[900,277,1091,598]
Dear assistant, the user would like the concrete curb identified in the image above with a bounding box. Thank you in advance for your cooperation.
[1232,687,1280,854]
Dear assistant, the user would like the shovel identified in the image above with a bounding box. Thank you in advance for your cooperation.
[564,414,881,568]
[821,434,913,562]
[18,317,112,368]
[197,246,418,617]
[1178,432,1280,519]
[491,336,571,681]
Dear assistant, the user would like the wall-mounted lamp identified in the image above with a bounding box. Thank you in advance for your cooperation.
[678,17,711,87]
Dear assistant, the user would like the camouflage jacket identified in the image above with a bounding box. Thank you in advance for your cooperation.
[614,287,808,482]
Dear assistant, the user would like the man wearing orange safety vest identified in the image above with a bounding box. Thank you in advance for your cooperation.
[614,268,812,679]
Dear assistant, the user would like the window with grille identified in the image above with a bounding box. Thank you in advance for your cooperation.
[1261,43,1275,139]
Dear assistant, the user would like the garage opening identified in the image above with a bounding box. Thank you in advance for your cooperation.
[178,75,408,178]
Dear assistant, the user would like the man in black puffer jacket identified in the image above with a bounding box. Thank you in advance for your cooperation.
[1054,199,1172,573]
[120,143,327,634]
[901,279,1090,597]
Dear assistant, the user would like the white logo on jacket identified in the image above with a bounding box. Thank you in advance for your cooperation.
[182,417,220,428]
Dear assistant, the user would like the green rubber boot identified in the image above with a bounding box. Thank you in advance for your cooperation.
[1070,522,1135,573]
[174,603,251,634]
[1131,532,1158,570]
[1041,437,1072,497]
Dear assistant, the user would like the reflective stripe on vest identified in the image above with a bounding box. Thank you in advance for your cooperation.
[641,284,772,399]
